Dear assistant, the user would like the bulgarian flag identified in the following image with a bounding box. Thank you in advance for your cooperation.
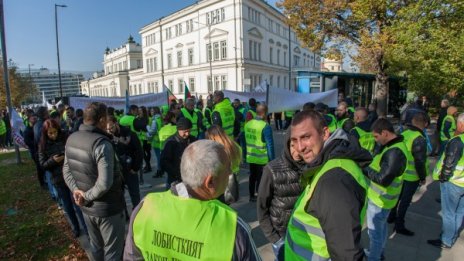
[184,81,192,101]
[164,84,177,105]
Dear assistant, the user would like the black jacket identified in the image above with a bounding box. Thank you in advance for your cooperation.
[257,131,304,243]
[112,126,144,172]
[439,135,464,182]
[38,138,66,186]
[437,107,448,132]
[23,125,35,154]
[405,125,428,181]
[364,136,407,187]
[301,129,372,261]
[160,133,196,182]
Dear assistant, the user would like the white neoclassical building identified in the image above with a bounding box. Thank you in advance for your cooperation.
[83,0,320,97]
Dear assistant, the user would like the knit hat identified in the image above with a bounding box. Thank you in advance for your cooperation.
[176,118,192,130]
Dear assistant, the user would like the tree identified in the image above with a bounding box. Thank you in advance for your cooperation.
[0,64,36,108]
[278,0,464,115]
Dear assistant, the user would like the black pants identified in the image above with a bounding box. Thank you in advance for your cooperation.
[389,180,420,229]
[142,140,151,170]
[122,169,141,209]
[33,152,45,187]
[284,117,292,130]
[249,163,264,198]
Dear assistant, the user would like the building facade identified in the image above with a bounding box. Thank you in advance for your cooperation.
[22,68,84,102]
[83,0,320,98]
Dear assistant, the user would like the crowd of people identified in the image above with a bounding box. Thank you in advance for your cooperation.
[8,91,464,260]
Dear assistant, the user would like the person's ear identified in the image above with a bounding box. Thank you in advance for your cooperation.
[204,174,214,189]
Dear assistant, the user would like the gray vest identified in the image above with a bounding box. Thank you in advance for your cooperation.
[66,125,124,217]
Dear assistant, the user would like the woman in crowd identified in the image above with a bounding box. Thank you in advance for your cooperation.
[38,119,86,238]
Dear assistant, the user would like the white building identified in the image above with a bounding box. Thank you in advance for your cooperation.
[83,0,320,97]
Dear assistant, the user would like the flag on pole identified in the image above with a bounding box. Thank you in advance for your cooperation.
[10,109,27,148]
[184,81,192,101]
[163,84,177,105]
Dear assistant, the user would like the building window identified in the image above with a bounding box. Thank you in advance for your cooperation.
[168,80,173,92]
[146,59,150,72]
[284,51,287,66]
[178,79,184,93]
[207,7,225,25]
[294,55,300,66]
[123,61,127,70]
[207,44,212,62]
[253,42,257,60]
[167,54,172,69]
[213,42,219,60]
[221,41,227,60]
[277,76,281,87]
[221,75,227,90]
[270,75,274,86]
[188,48,194,65]
[155,81,159,93]
[138,84,142,95]
[270,47,273,64]
[249,40,253,59]
[258,43,262,61]
[189,77,195,92]
[137,60,142,68]
[207,76,213,92]
[154,57,158,71]
[177,51,182,67]
[277,49,280,65]
[214,76,220,91]
[284,76,287,89]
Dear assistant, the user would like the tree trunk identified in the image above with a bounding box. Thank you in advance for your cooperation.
[375,72,389,117]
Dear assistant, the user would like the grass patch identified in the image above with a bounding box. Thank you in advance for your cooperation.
[0,151,87,260]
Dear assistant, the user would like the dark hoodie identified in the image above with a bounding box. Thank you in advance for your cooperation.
[257,130,304,243]
[300,129,372,261]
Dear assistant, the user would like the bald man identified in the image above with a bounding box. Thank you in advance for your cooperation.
[350,107,376,154]
[336,102,355,133]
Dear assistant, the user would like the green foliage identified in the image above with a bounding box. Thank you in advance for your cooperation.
[0,65,37,108]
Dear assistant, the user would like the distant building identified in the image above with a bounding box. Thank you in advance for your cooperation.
[83,0,320,98]
[21,68,84,102]
[321,57,343,72]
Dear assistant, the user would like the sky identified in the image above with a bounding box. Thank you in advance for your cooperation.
[5,0,280,73]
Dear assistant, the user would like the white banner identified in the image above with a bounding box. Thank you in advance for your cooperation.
[267,88,338,113]
[223,90,266,103]
[69,91,168,110]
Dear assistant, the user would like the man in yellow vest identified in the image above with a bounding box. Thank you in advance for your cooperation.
[350,107,376,154]
[177,98,200,138]
[336,101,355,132]
[387,112,428,236]
[439,105,458,155]
[245,104,274,202]
[123,140,260,260]
[363,118,409,261]
[285,110,371,260]
[212,91,235,139]
[428,113,464,249]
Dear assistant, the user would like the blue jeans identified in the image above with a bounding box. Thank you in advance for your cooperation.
[367,200,390,261]
[272,237,284,261]
[44,171,58,202]
[55,184,87,235]
[239,132,246,162]
[153,148,161,171]
[440,182,464,247]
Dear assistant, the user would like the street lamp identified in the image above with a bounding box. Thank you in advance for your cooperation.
[55,4,66,100]
[194,20,213,93]
[28,64,34,102]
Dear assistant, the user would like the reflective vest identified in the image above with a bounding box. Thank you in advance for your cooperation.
[245,119,268,165]
[367,141,410,209]
[151,116,163,149]
[348,106,355,114]
[326,114,337,133]
[133,191,237,260]
[238,107,246,133]
[161,105,169,117]
[232,142,242,174]
[0,119,6,135]
[159,123,177,150]
[433,134,464,187]
[203,107,212,129]
[337,117,349,129]
[440,115,456,141]
[213,99,235,138]
[119,115,136,133]
[285,111,295,118]
[285,159,368,261]
[181,108,198,137]
[402,129,428,181]
[353,127,375,154]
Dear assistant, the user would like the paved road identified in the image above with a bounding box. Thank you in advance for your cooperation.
[80,128,463,260]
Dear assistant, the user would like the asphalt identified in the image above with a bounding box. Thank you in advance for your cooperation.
[76,127,464,261]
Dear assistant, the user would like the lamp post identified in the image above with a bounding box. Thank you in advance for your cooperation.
[28,64,34,102]
[55,4,66,100]
[194,20,213,92]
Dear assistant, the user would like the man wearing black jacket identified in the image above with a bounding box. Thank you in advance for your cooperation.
[257,130,303,259]
[160,118,197,190]
[363,119,408,261]
[284,110,372,261]
[388,113,428,236]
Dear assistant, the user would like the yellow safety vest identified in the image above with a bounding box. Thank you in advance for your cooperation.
[0,119,6,135]
[203,107,212,129]
[285,159,368,261]
[159,123,177,150]
[440,115,456,141]
[402,129,428,181]
[353,126,375,154]
[433,134,464,187]
[213,99,235,138]
[133,191,237,260]
[151,116,163,149]
[245,119,268,165]
[181,108,198,137]
[326,114,337,133]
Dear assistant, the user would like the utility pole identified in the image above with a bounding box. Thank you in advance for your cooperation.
[55,4,67,100]
[28,64,34,102]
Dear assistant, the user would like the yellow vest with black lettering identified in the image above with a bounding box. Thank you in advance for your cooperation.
[245,119,268,165]
[285,159,368,261]
[402,129,429,181]
[133,191,237,261]
[440,115,456,141]
[159,123,177,150]
[213,99,235,138]
[326,114,337,133]
[433,134,464,187]
[181,108,198,137]
[151,116,163,149]
[353,126,375,154]
[0,119,6,135]
[368,141,410,209]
